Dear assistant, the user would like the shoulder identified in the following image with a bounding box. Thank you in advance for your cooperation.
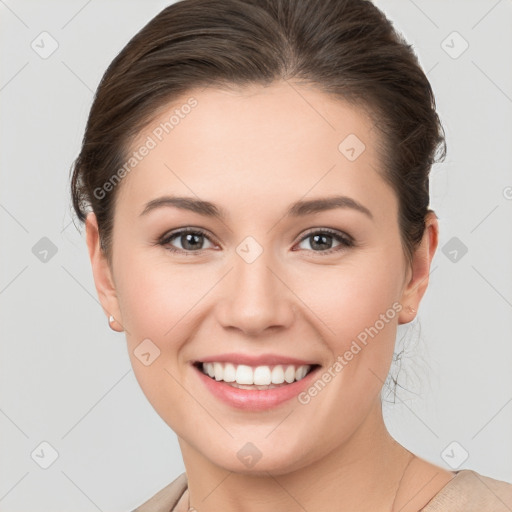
[421,469,512,512]
[130,472,188,512]
[128,469,512,512]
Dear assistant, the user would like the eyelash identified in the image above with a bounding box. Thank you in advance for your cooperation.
[157,227,355,256]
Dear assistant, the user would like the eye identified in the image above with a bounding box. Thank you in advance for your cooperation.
[158,227,354,256]
[159,228,216,254]
[295,228,354,255]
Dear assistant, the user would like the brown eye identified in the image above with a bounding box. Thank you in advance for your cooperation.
[295,229,354,255]
[159,228,215,254]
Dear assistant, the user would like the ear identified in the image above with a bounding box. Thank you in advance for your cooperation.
[398,211,439,325]
[85,212,124,332]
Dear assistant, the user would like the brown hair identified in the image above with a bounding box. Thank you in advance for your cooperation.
[70,0,446,269]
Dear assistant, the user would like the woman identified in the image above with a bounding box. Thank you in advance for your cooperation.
[70,0,512,510]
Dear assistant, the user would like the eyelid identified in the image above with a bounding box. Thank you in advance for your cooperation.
[297,227,354,244]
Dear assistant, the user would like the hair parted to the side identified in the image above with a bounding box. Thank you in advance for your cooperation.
[70,0,446,269]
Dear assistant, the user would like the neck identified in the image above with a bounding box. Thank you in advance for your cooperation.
[178,400,413,512]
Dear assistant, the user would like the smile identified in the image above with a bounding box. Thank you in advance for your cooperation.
[198,362,313,388]
[192,360,321,410]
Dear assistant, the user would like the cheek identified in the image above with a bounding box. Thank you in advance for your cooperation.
[114,254,204,430]
[114,253,218,404]
[288,255,403,439]
[115,251,206,342]
[301,250,403,379]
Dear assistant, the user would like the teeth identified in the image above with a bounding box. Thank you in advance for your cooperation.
[236,364,254,385]
[201,362,312,386]
[284,365,295,383]
[223,363,236,383]
[254,366,271,385]
[296,366,308,381]
[271,365,285,384]
[214,362,223,381]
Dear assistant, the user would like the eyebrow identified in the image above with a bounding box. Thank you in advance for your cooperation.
[140,194,373,220]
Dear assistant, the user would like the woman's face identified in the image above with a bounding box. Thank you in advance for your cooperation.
[87,80,436,475]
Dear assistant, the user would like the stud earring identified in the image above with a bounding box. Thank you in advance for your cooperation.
[407,305,417,314]
[108,314,125,332]
[108,315,117,330]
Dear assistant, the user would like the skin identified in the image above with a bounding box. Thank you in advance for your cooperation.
[86,80,455,511]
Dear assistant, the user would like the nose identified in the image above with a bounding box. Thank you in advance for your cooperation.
[215,248,296,336]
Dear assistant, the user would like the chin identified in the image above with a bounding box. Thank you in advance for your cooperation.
[199,439,318,477]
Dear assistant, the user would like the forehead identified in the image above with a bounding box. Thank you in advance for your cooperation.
[115,80,396,222]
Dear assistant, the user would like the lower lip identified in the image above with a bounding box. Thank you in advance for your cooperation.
[193,364,320,411]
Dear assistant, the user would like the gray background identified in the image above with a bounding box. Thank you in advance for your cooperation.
[1,0,511,510]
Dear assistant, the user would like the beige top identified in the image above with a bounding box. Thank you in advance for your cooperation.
[131,469,512,512]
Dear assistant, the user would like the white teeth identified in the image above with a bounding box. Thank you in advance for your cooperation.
[214,362,223,381]
[206,363,215,378]
[200,362,313,386]
[271,365,285,384]
[236,364,254,385]
[284,365,296,383]
[253,366,272,386]
[223,363,236,383]
[295,366,308,381]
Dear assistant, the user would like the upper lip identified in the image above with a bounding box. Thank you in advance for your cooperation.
[193,353,319,367]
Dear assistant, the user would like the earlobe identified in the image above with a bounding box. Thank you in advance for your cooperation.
[398,212,439,325]
[85,212,124,332]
